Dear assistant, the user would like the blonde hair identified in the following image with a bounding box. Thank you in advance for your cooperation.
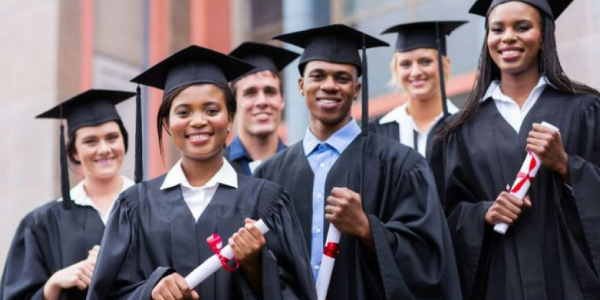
[388,49,451,92]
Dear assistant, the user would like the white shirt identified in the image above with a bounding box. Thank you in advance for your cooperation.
[59,175,135,225]
[160,157,238,221]
[379,99,459,157]
[482,76,549,133]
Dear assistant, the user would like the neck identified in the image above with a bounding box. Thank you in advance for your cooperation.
[181,153,224,187]
[309,114,352,142]
[407,94,444,132]
[83,174,123,214]
[500,68,541,108]
[238,130,280,161]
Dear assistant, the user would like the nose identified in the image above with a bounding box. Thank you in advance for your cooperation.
[501,28,517,44]
[98,140,110,155]
[255,90,269,109]
[320,75,339,93]
[190,112,207,128]
[410,64,423,77]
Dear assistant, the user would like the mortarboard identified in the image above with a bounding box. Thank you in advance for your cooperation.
[273,24,389,76]
[229,42,299,77]
[469,0,573,20]
[36,89,135,209]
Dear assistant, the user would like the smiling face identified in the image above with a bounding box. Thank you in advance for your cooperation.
[299,60,361,131]
[394,48,449,102]
[165,84,232,162]
[487,1,543,77]
[72,121,125,180]
[233,70,285,138]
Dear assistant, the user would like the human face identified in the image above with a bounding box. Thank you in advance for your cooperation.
[396,48,441,102]
[487,1,543,76]
[299,60,360,128]
[166,84,232,162]
[73,121,125,180]
[234,70,284,138]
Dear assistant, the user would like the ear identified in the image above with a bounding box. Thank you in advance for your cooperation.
[72,150,80,164]
[280,95,286,111]
[298,77,305,96]
[354,81,362,100]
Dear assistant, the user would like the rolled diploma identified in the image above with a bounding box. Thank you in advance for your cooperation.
[184,219,270,288]
[494,121,559,234]
[315,225,341,300]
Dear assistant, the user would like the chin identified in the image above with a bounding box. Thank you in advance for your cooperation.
[249,125,277,137]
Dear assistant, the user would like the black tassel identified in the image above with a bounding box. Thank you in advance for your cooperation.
[361,34,369,136]
[59,116,72,209]
[134,85,144,183]
[435,22,449,117]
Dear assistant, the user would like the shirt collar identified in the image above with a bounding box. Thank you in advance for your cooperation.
[482,76,550,103]
[160,157,238,190]
[227,136,286,161]
[303,118,361,156]
[378,100,459,125]
[61,175,134,208]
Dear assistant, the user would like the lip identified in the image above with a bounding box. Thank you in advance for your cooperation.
[409,78,427,88]
[316,97,342,110]
[185,131,213,146]
[252,112,272,122]
[498,46,524,62]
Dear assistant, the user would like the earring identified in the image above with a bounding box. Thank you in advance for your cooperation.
[227,125,231,133]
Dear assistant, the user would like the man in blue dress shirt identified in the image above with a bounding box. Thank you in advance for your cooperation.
[225,42,298,175]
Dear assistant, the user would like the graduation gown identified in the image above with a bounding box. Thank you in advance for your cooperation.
[0,202,105,300]
[429,88,600,300]
[86,174,316,300]
[254,133,462,300]
[224,137,286,175]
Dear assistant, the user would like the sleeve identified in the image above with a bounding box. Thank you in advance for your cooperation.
[429,133,494,300]
[251,181,317,300]
[86,185,174,300]
[562,96,600,275]
[0,214,49,300]
[365,157,462,300]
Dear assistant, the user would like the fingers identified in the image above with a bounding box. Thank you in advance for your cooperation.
[523,195,532,207]
[151,274,191,300]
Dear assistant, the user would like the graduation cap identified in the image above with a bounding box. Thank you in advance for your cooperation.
[36,89,135,209]
[131,45,255,95]
[382,21,467,117]
[229,42,299,77]
[469,0,573,20]
[273,24,389,77]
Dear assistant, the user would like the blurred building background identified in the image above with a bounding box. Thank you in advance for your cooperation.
[0,0,599,270]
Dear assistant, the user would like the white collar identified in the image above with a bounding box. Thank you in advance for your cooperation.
[379,99,459,125]
[160,157,238,190]
[482,76,550,103]
[59,175,134,207]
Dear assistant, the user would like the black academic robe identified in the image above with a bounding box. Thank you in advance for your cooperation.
[254,133,462,300]
[429,88,600,300]
[369,115,448,159]
[0,202,105,300]
[86,174,316,300]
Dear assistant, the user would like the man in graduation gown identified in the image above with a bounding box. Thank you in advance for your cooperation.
[224,42,298,175]
[254,24,462,300]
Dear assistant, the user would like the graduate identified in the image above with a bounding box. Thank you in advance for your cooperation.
[254,24,462,300]
[224,42,298,175]
[86,45,316,300]
[0,90,136,300]
[430,0,600,299]
[370,21,466,158]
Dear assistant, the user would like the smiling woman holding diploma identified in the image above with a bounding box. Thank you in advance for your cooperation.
[430,0,600,299]
[86,46,315,300]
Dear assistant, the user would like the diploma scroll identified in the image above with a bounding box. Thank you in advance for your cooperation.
[184,219,270,288]
[494,122,559,234]
[315,225,341,300]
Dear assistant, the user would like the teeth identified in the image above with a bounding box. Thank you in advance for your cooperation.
[319,99,338,104]
[189,134,208,141]
[96,158,114,163]
[501,50,521,56]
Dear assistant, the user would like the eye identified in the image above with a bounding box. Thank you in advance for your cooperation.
[175,109,190,117]
[83,138,97,145]
[399,61,411,68]
[490,26,503,34]
[516,24,531,32]
[206,106,221,115]
[107,134,119,142]
[337,75,352,83]
[309,73,324,80]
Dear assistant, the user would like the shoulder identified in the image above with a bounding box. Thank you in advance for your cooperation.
[255,141,304,176]
[116,174,167,210]
[365,134,424,171]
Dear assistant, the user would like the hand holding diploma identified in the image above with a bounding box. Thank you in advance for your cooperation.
[492,122,559,234]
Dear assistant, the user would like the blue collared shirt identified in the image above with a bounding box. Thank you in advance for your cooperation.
[302,119,361,280]
[226,136,286,175]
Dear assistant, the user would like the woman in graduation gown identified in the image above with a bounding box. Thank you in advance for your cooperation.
[86,45,316,300]
[430,0,600,299]
[0,90,136,300]
[370,21,465,158]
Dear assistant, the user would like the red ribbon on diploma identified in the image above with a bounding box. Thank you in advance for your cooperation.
[207,233,239,272]
[511,152,538,194]
[323,242,340,258]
